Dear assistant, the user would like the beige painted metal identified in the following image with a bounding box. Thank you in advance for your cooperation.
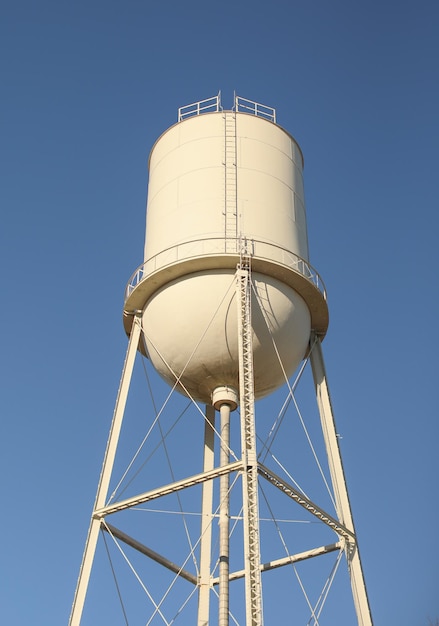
[197,405,215,626]
[103,523,197,585]
[69,314,143,626]
[310,336,373,626]
[237,261,263,625]
[71,96,372,625]
[141,270,311,404]
[94,460,243,518]
[218,401,231,626]
[211,542,343,584]
[123,107,327,405]
[143,111,308,263]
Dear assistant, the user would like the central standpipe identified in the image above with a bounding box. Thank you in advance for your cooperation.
[219,403,230,626]
[218,404,230,626]
[212,387,238,626]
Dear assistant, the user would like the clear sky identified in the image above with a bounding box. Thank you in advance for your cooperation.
[1,1,438,624]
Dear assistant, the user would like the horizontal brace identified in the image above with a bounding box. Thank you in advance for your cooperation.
[211,541,343,585]
[103,523,197,585]
[259,541,343,575]
[94,460,243,518]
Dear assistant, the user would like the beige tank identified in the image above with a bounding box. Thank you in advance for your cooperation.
[124,96,328,405]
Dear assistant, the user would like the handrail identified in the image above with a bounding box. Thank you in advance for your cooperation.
[178,93,222,122]
[177,93,276,124]
[125,238,325,302]
[235,95,276,123]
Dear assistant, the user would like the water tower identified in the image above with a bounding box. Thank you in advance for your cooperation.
[70,94,373,625]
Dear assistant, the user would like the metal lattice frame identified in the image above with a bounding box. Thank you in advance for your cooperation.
[69,285,373,625]
[237,258,263,625]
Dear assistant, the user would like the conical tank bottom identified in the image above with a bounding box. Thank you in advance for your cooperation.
[141,269,311,405]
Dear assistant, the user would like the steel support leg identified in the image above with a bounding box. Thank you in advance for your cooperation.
[197,405,216,626]
[68,313,142,626]
[309,335,373,626]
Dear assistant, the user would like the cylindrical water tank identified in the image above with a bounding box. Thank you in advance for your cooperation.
[143,111,308,264]
[124,98,328,405]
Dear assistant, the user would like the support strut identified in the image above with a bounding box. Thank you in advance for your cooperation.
[237,259,263,626]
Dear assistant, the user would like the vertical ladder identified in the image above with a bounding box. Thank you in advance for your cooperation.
[224,111,238,252]
[237,255,263,625]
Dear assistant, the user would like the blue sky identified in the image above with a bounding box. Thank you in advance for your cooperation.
[1,1,438,624]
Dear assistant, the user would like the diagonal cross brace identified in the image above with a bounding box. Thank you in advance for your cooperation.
[257,463,355,542]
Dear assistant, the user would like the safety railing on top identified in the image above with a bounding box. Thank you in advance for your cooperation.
[235,96,276,123]
[177,93,276,124]
[125,238,326,302]
[178,94,222,121]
